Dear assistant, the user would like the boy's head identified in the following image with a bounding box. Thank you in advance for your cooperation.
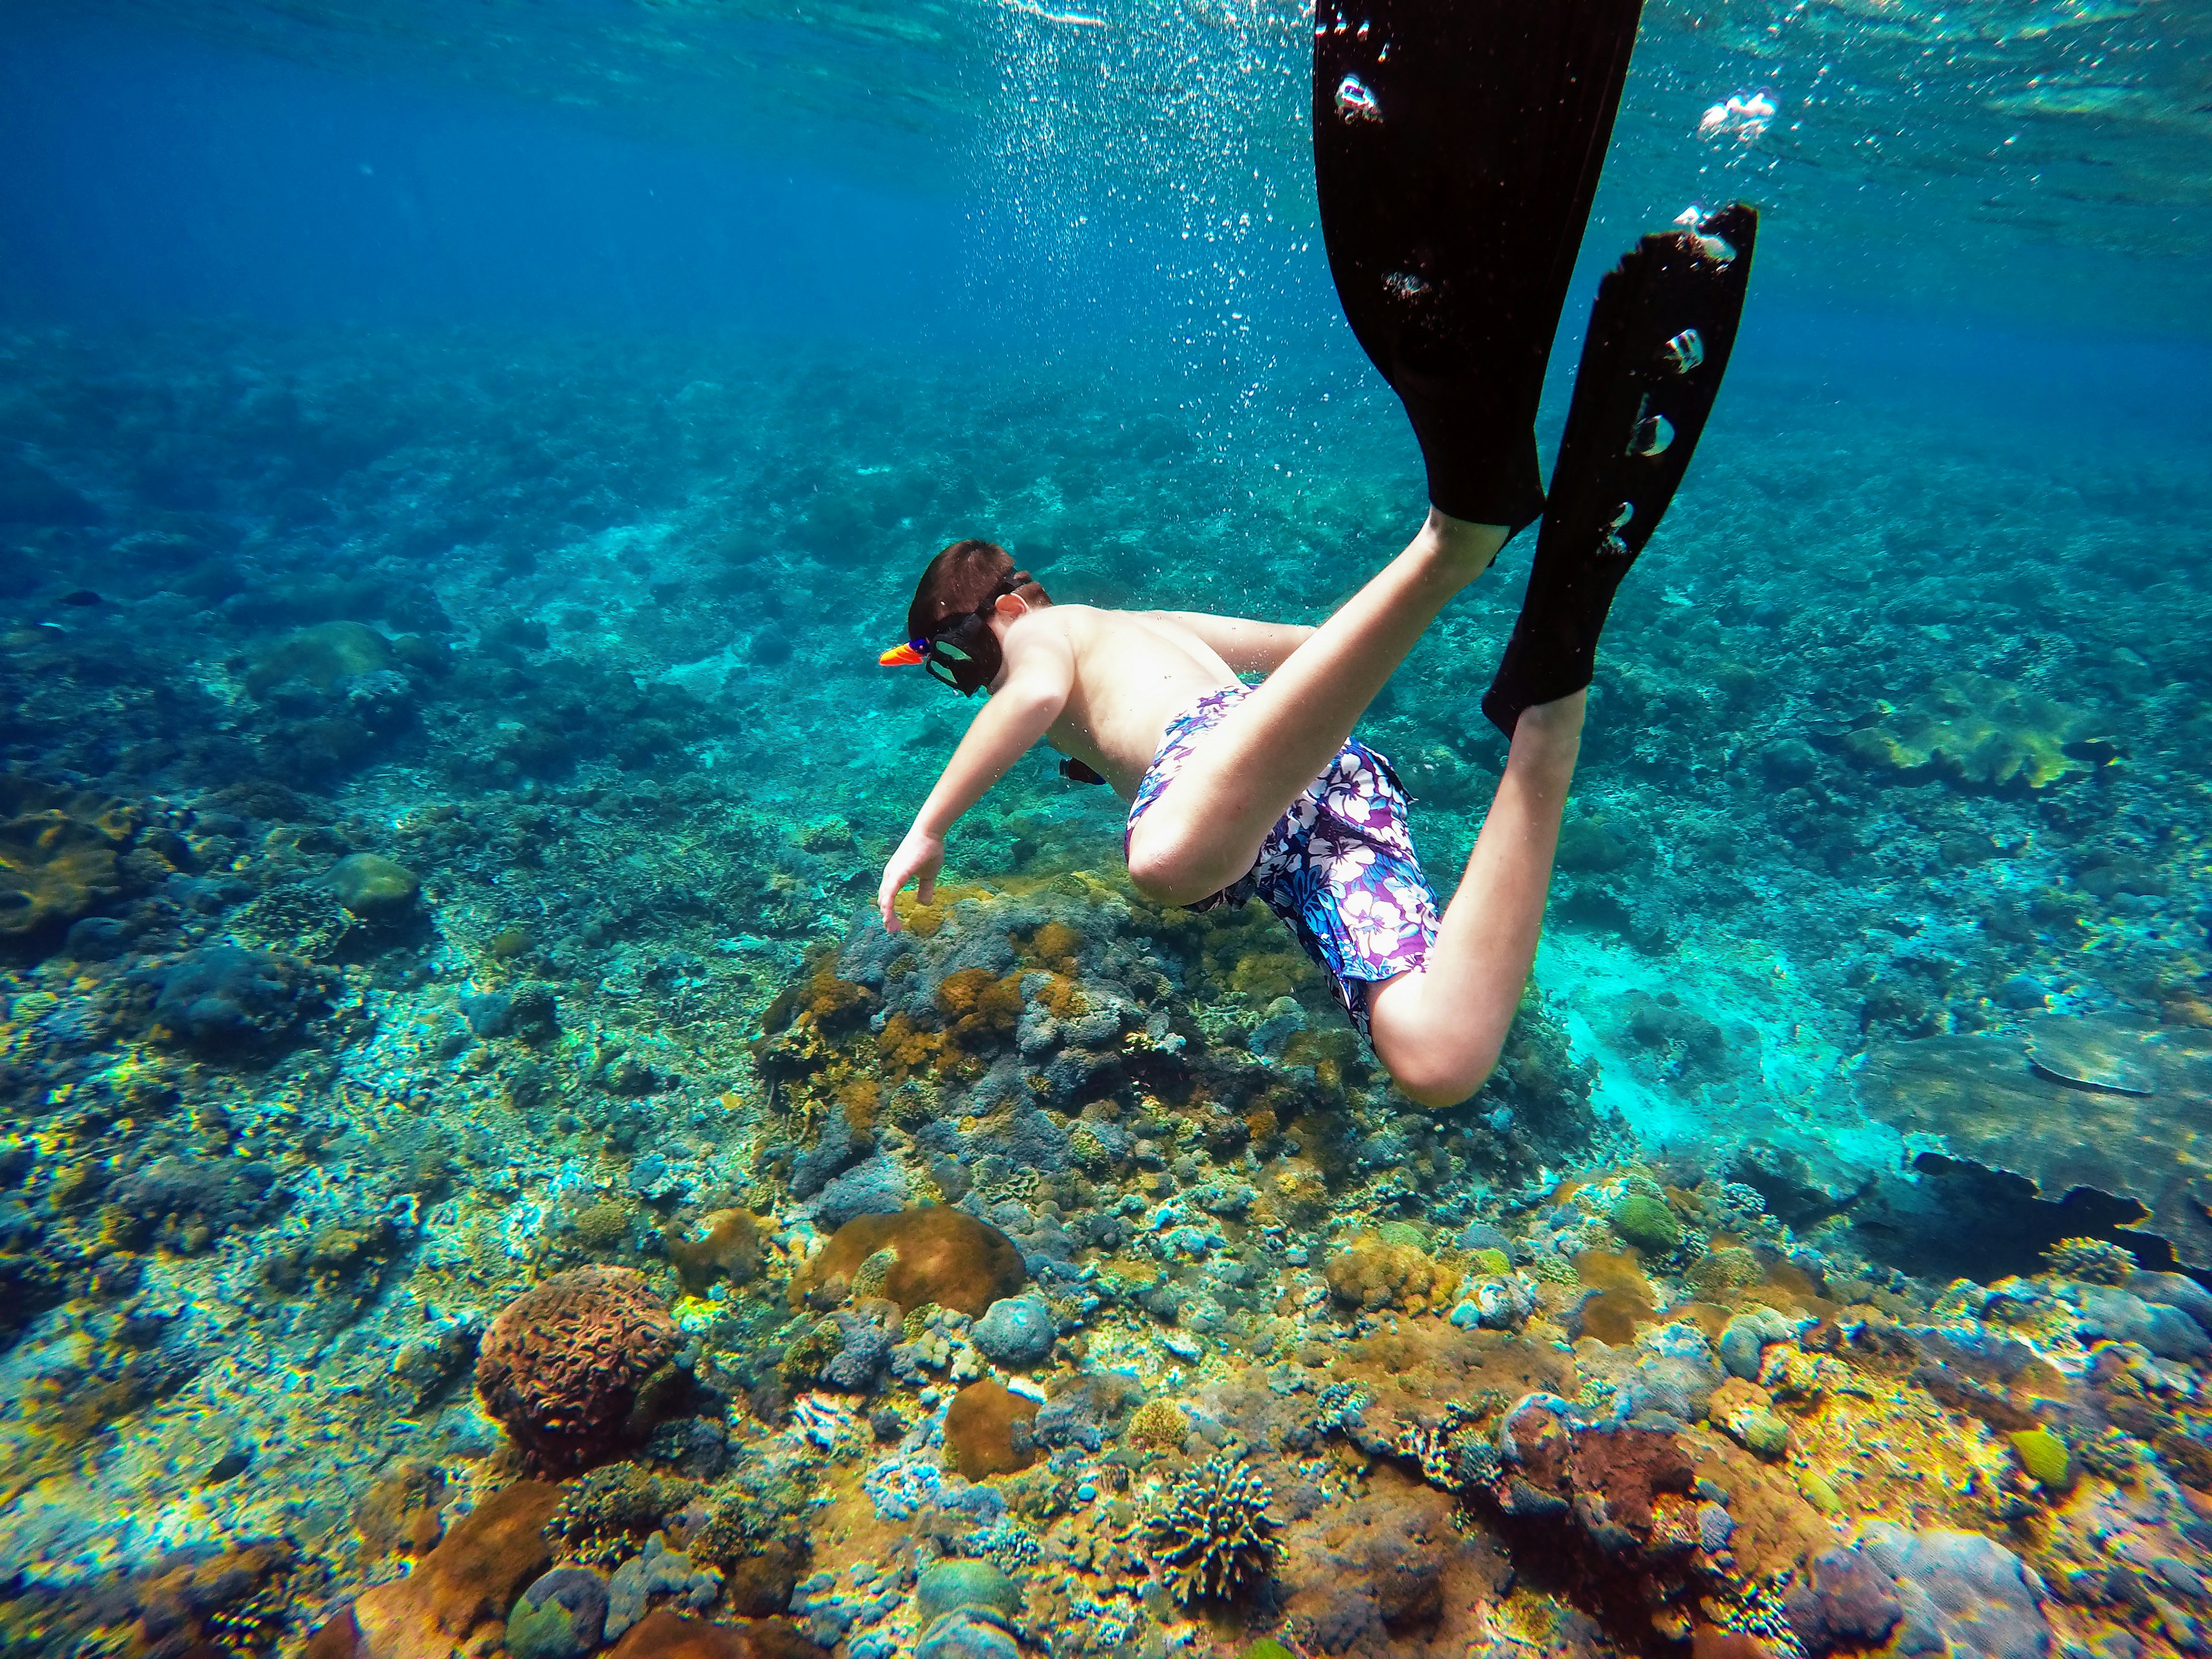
[889,539,1051,695]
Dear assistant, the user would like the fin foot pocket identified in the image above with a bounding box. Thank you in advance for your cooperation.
[1479,203,1760,739]
[1312,0,1648,535]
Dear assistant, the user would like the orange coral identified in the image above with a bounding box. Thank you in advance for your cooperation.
[802,967,876,1032]
[937,967,1024,1047]
[326,1481,560,1655]
[1027,919,1082,971]
[874,1013,944,1082]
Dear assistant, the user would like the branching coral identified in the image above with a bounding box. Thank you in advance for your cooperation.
[1146,1454,1277,1606]
[2041,1236,2136,1285]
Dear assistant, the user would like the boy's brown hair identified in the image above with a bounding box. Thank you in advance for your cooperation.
[906,539,1051,641]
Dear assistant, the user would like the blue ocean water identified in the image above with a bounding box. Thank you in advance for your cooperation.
[2,0,2211,1649]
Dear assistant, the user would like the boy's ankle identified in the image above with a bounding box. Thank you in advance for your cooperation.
[1420,507,1509,573]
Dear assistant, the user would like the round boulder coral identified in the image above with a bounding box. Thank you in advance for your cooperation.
[476,1267,682,1475]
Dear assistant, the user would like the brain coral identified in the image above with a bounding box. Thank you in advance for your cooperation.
[796,1207,1025,1317]
[475,1267,681,1475]
[1843,673,2111,792]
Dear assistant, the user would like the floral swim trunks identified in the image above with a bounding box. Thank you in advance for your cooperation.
[1124,683,1441,1040]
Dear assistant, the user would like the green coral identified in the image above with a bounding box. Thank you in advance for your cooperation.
[1609,1192,1682,1252]
[2009,1426,2073,1491]
[1843,672,2111,792]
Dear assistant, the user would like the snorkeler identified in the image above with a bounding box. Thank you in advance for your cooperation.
[875,0,1757,1108]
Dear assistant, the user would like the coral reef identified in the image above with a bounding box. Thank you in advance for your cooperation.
[0,297,2207,1659]
[476,1267,685,1475]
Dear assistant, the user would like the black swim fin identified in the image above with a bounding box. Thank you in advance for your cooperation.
[1313,0,1645,533]
[1479,203,1759,739]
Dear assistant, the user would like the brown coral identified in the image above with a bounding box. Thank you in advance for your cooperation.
[474,1267,681,1475]
[1326,1233,1460,1314]
[795,1207,1025,1316]
[944,1378,1040,1479]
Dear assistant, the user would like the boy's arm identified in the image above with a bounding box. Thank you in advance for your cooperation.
[877,626,1073,931]
[1150,611,1317,675]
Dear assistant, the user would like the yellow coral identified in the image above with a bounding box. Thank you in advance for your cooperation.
[1325,1233,1460,1315]
[1127,1399,1190,1452]
[0,778,139,941]
[1844,672,2113,791]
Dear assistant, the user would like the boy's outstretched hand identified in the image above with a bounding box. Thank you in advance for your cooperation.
[877,827,945,933]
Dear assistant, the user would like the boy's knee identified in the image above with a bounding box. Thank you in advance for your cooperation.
[1126,831,1226,908]
[1372,1013,1498,1109]
[1388,1061,1494,1111]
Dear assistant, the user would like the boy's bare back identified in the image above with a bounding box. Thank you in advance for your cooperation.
[1007,604,1244,797]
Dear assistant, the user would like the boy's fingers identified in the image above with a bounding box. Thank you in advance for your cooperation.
[917,872,935,905]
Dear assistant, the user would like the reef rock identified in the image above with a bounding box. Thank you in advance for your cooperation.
[476,1267,683,1475]
[970,1293,1055,1368]
[1858,1019,2212,1267]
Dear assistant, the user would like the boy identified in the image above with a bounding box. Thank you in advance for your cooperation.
[876,0,1756,1108]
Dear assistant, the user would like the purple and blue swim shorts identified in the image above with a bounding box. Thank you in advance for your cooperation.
[1124,683,1441,1039]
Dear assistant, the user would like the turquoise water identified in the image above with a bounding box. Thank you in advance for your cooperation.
[2,0,2210,1652]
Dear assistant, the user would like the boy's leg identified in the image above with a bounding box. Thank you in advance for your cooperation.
[1126,510,1504,905]
[1130,0,1646,906]
[1363,694,1583,1109]
[1363,209,1759,1108]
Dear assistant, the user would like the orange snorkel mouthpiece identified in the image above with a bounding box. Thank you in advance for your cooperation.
[878,641,928,666]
